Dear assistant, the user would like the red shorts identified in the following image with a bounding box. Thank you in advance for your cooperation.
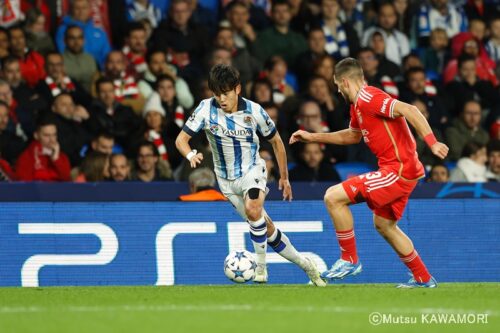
[342,169,418,221]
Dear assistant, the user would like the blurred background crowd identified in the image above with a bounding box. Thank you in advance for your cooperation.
[0,0,499,186]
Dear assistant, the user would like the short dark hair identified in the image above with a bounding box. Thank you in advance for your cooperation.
[487,139,500,154]
[95,77,115,93]
[405,66,426,81]
[430,163,449,175]
[1,55,19,69]
[461,141,486,158]
[334,57,363,80]
[126,22,146,37]
[263,55,286,72]
[208,64,240,95]
[93,132,115,142]
[36,115,57,131]
[272,0,290,12]
[64,25,83,40]
[145,48,166,64]
[357,47,376,57]
[155,74,176,90]
[7,24,24,37]
[137,141,160,157]
[458,54,476,69]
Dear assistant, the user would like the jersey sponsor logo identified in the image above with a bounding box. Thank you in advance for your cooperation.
[209,124,252,137]
[380,98,390,114]
[361,129,370,142]
[350,185,357,193]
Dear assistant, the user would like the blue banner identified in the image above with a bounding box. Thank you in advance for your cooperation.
[0,200,498,287]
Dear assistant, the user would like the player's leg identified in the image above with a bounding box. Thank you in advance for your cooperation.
[321,182,363,280]
[243,188,268,282]
[373,208,436,288]
[264,214,326,286]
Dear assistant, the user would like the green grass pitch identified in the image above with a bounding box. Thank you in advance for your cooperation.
[0,283,498,333]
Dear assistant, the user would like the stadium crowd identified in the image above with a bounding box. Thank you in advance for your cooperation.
[0,0,499,184]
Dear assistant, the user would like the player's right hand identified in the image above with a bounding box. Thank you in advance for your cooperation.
[431,142,449,160]
[289,130,312,145]
[190,153,203,168]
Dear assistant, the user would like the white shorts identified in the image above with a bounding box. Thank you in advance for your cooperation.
[217,158,268,220]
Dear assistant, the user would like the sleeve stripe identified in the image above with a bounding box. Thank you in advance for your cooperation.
[389,99,397,119]
[264,128,277,140]
[182,125,197,137]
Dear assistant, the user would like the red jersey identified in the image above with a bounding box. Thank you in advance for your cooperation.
[349,85,424,180]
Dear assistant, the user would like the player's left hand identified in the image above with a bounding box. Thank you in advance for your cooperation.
[279,178,293,201]
[431,142,449,160]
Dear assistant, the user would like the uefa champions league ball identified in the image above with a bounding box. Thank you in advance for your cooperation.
[224,250,257,283]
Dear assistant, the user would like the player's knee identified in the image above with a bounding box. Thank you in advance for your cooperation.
[373,219,393,235]
[245,202,262,221]
[324,189,341,209]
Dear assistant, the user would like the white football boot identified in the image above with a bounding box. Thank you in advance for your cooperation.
[253,263,268,283]
[303,257,327,287]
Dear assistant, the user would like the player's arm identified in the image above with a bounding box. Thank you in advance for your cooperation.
[289,129,362,146]
[268,132,292,201]
[175,130,203,168]
[392,101,449,159]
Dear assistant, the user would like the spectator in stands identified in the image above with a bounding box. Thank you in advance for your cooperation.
[156,75,187,136]
[189,0,219,35]
[362,2,409,66]
[140,89,182,170]
[109,153,131,182]
[8,25,45,88]
[178,167,226,201]
[56,0,111,67]
[444,34,497,86]
[464,0,499,23]
[74,151,110,182]
[318,0,359,61]
[207,47,233,68]
[87,77,142,155]
[486,139,500,181]
[0,27,9,58]
[289,142,340,182]
[446,100,489,161]
[259,148,278,182]
[89,132,115,155]
[295,27,328,90]
[444,54,498,118]
[468,18,487,42]
[485,17,500,65]
[214,27,261,89]
[74,151,110,183]
[417,0,468,44]
[122,22,148,78]
[0,79,32,140]
[62,25,97,93]
[50,93,90,166]
[252,0,307,67]
[339,0,365,39]
[36,52,92,108]
[0,100,25,165]
[224,1,257,51]
[131,141,172,182]
[367,31,401,79]
[126,0,163,29]
[15,117,71,181]
[151,0,210,67]
[357,47,399,96]
[1,56,47,116]
[399,67,449,131]
[138,48,194,108]
[313,55,336,84]
[421,28,451,75]
[95,50,145,114]
[450,141,488,182]
[428,163,450,183]
[260,56,294,105]
[24,8,55,56]
[249,77,273,104]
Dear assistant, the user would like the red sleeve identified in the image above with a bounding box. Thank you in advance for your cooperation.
[361,88,398,119]
[52,153,71,181]
[15,151,34,181]
[348,105,361,131]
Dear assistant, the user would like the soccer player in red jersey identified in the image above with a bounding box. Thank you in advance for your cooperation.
[290,58,449,288]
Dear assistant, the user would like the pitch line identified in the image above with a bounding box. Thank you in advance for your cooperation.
[0,305,497,316]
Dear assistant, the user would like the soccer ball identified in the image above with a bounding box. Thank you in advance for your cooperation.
[224,250,257,283]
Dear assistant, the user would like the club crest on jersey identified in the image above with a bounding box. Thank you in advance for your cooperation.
[244,116,252,124]
[210,124,219,134]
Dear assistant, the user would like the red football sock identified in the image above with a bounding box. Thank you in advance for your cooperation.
[400,249,431,283]
[336,229,358,264]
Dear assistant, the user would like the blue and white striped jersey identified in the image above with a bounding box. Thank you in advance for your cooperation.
[183,97,277,180]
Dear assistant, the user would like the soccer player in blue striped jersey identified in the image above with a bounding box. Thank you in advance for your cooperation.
[176,64,325,286]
